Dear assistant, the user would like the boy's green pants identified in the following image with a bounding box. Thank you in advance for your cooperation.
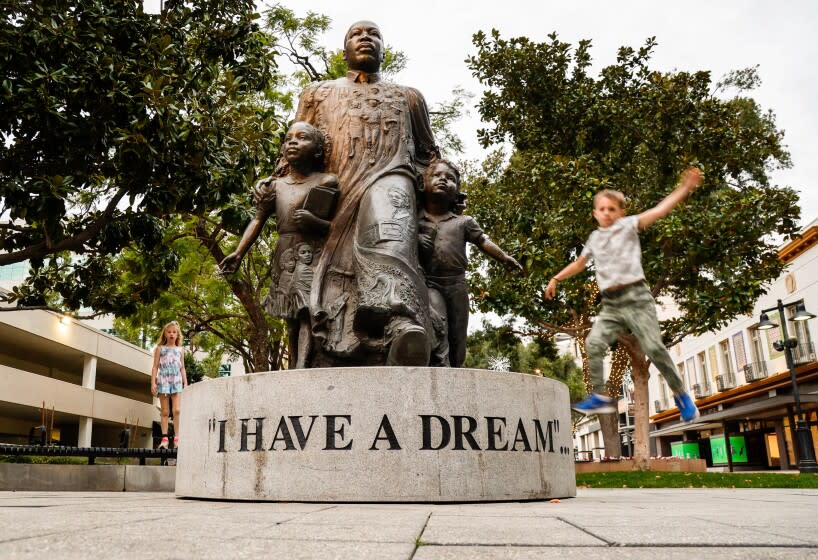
[585,282,685,395]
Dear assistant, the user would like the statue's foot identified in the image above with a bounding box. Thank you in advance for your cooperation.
[387,323,428,366]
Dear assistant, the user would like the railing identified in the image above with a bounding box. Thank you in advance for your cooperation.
[0,444,176,465]
[716,372,737,392]
[692,382,712,399]
[744,361,769,382]
[791,341,817,366]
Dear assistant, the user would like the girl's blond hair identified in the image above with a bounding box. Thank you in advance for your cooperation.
[156,320,183,347]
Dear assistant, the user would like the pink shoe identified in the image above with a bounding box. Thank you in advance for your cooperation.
[173,436,179,447]
[158,437,169,449]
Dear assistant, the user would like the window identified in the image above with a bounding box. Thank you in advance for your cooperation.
[718,340,732,376]
[788,304,813,346]
[685,357,696,390]
[732,332,747,372]
[0,261,29,282]
[746,327,768,381]
[696,352,710,394]
[676,362,686,390]
[659,378,670,409]
[788,302,815,364]
[749,327,765,364]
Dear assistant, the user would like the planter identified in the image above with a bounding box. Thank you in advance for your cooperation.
[575,458,706,473]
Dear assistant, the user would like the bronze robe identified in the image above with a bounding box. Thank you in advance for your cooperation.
[294,71,438,362]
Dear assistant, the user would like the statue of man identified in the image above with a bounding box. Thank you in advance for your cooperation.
[293,21,439,367]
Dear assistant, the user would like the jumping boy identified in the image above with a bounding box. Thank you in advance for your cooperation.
[544,167,704,421]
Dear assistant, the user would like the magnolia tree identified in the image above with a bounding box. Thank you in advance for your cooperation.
[0,0,277,313]
[464,30,800,468]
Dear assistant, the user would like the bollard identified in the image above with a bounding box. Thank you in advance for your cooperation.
[119,428,131,449]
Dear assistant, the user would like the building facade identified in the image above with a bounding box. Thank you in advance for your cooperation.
[649,219,818,469]
[0,301,158,447]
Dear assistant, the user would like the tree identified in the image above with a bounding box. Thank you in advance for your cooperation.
[463,318,525,371]
[112,215,288,373]
[0,0,276,315]
[1,2,471,373]
[464,30,800,468]
[184,352,206,384]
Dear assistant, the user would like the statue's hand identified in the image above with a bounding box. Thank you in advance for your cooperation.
[293,209,323,230]
[418,233,434,253]
[252,177,275,203]
[504,256,524,275]
[219,253,241,275]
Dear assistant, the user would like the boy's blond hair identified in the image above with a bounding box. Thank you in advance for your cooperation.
[593,189,626,210]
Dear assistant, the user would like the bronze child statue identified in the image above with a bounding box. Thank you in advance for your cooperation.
[220,121,338,369]
[418,159,523,367]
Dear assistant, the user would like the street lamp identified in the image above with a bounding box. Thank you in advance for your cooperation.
[757,299,818,473]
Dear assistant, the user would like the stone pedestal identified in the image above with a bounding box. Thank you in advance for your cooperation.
[175,367,576,502]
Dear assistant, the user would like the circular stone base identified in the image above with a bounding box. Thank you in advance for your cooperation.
[175,367,576,502]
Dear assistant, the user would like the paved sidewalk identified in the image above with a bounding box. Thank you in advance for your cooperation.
[1,489,816,559]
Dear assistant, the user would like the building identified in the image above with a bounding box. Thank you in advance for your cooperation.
[649,219,818,470]
[0,296,159,447]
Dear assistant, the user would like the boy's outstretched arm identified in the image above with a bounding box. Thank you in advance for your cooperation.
[544,256,588,300]
[638,167,703,230]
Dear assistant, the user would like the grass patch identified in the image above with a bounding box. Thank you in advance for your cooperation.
[0,455,87,465]
[577,471,818,489]
[0,455,162,465]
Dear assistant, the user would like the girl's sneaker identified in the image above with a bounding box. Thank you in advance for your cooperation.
[158,436,169,449]
[173,436,179,447]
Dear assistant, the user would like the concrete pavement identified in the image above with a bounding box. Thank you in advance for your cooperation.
[1,489,816,559]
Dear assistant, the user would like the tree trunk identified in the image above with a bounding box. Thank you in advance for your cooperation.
[196,220,280,373]
[620,334,651,470]
[597,408,621,459]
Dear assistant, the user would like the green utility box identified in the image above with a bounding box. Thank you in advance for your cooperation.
[710,435,748,465]
[670,441,700,459]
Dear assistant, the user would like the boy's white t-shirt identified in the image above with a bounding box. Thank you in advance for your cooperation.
[580,215,646,292]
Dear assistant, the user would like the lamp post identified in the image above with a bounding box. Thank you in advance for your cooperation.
[757,299,818,473]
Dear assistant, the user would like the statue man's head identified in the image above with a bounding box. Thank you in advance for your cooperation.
[343,21,384,74]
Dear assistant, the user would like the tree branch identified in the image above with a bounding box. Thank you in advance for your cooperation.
[0,187,129,266]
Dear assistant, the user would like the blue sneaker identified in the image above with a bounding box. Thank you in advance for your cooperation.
[572,393,616,415]
[674,392,700,422]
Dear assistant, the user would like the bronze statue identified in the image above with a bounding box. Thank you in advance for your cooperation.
[418,160,523,367]
[220,121,338,369]
[294,20,439,367]
[224,22,523,370]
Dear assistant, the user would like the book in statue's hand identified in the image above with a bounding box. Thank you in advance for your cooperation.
[302,185,339,220]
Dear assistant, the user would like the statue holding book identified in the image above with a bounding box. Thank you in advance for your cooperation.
[219,121,338,369]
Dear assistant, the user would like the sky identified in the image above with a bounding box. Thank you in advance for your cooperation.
[255,0,818,226]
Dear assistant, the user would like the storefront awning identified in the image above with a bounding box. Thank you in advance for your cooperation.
[650,394,818,438]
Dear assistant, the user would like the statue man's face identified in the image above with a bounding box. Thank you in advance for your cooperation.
[344,21,383,74]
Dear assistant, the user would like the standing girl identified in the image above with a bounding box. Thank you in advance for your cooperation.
[150,320,188,448]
